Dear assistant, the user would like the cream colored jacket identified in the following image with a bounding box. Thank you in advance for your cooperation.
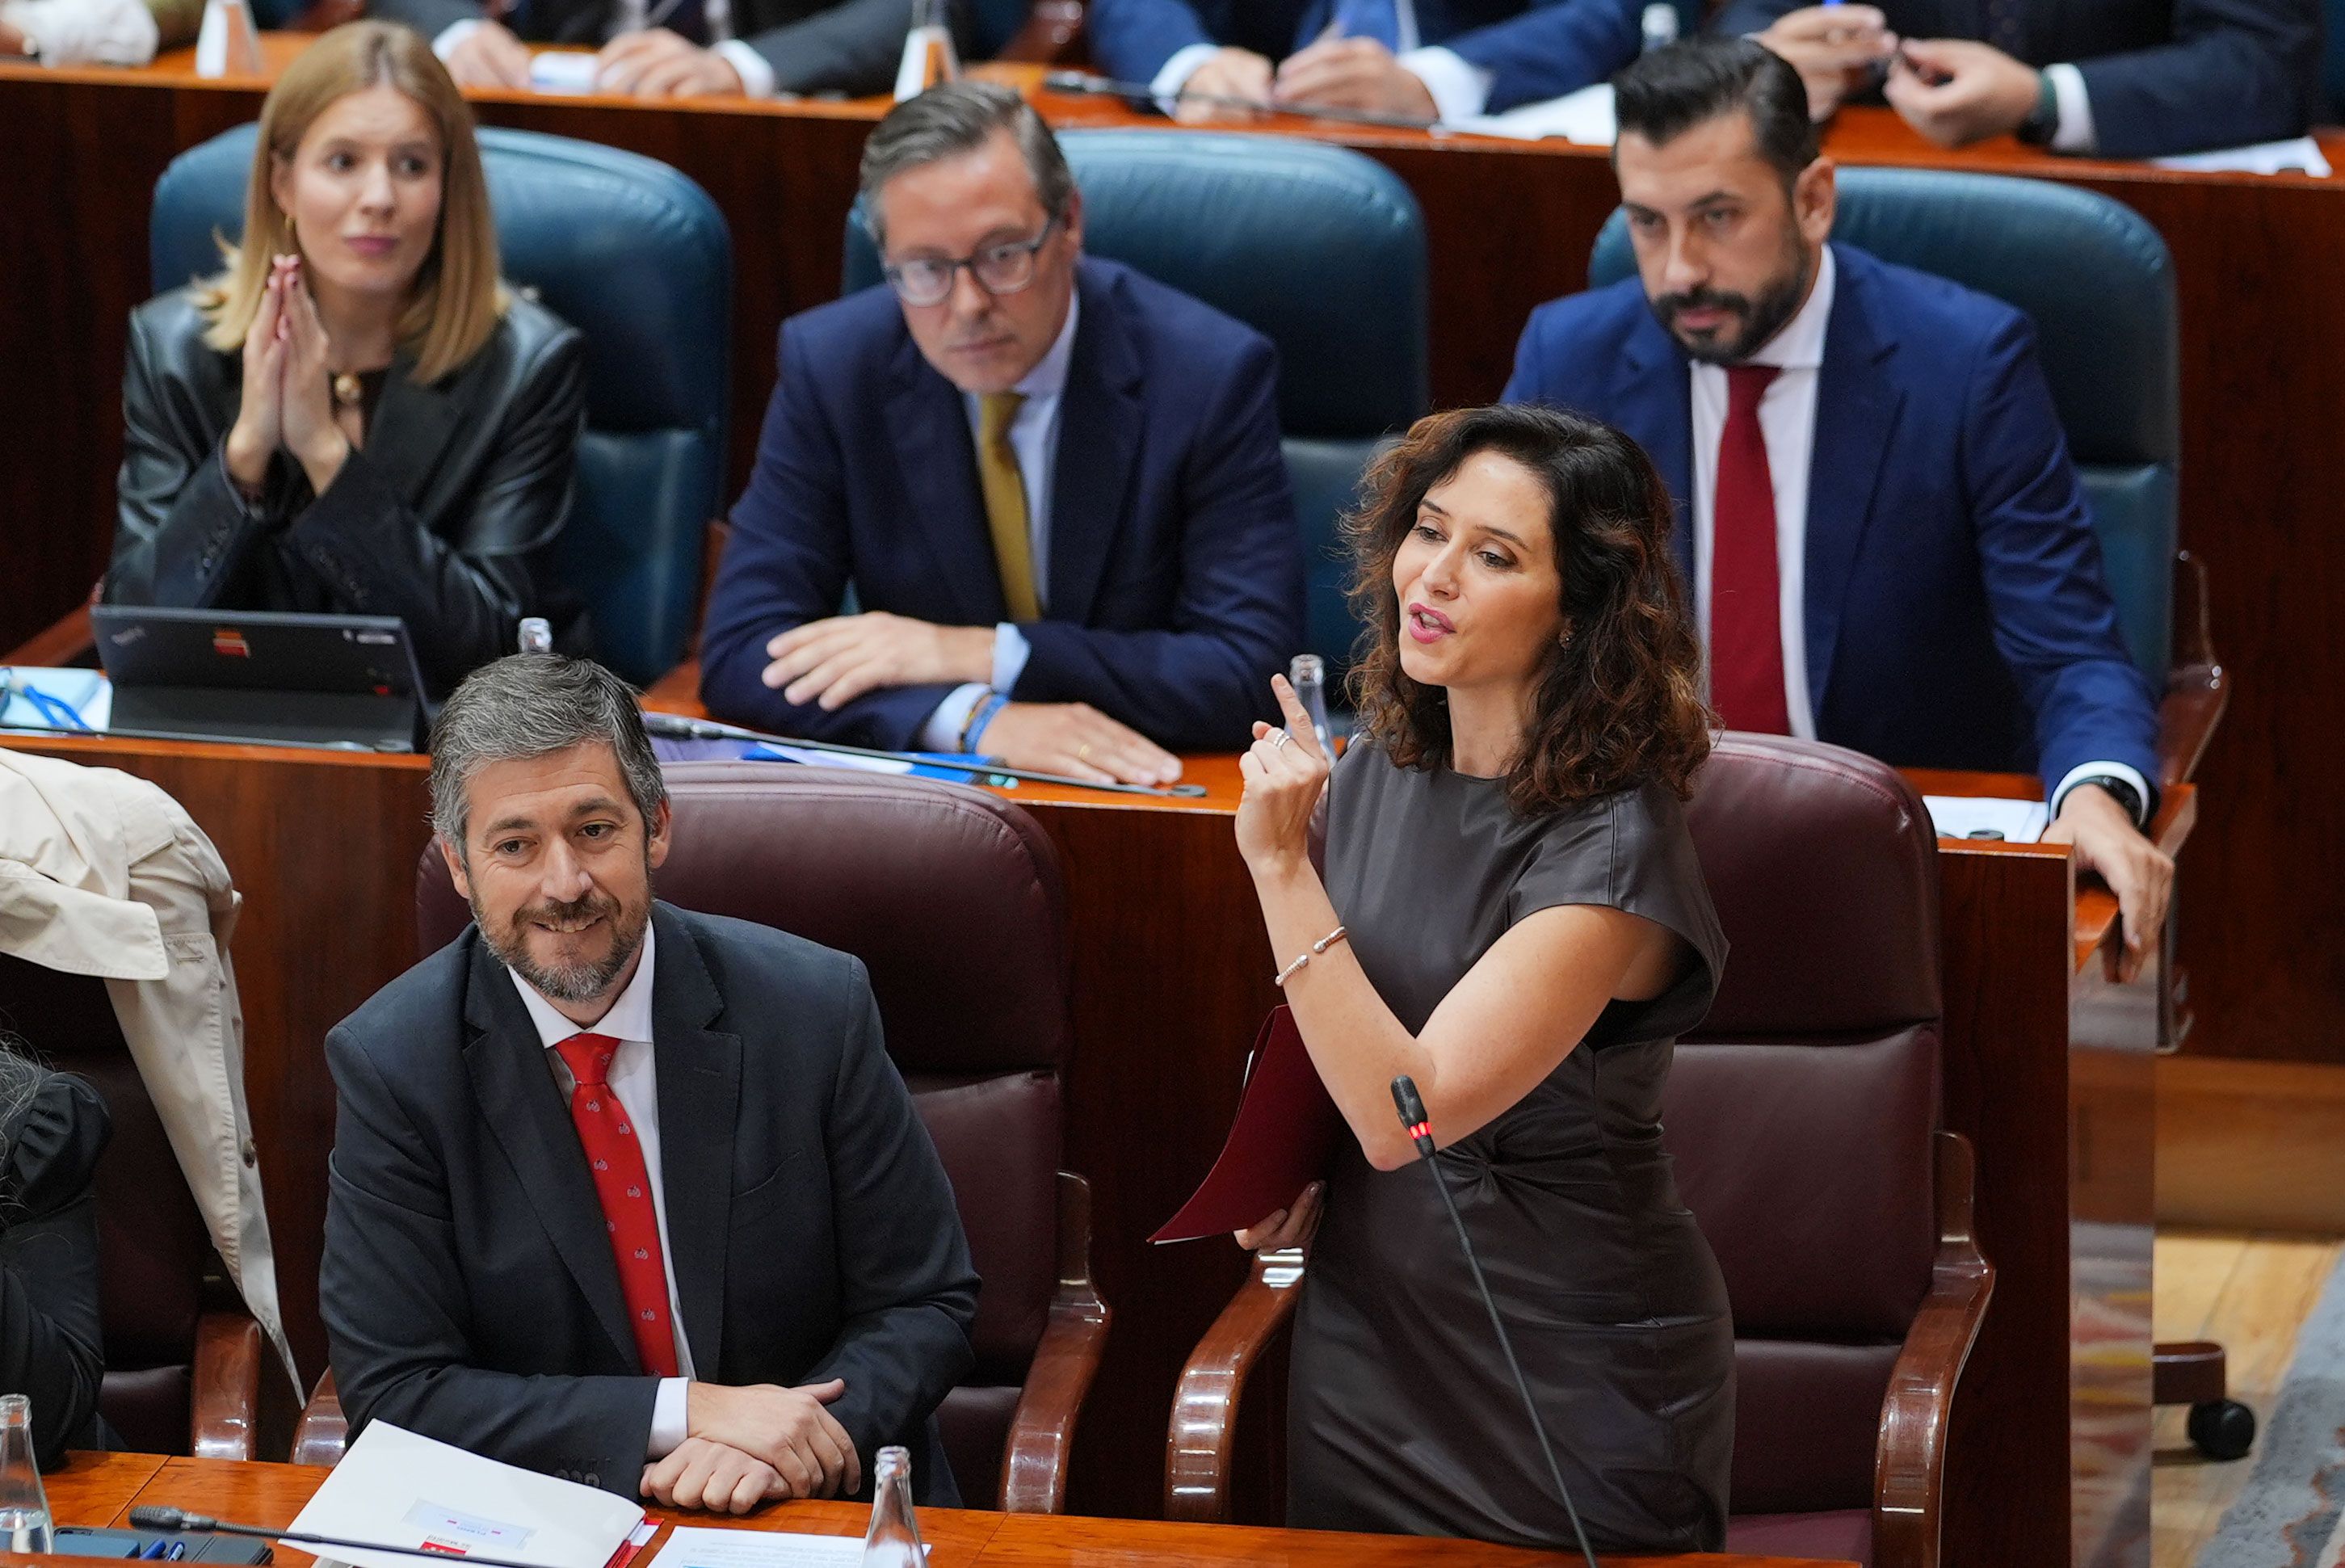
[0,750,296,1389]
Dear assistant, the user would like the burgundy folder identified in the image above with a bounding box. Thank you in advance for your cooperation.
[1151,1006,1343,1244]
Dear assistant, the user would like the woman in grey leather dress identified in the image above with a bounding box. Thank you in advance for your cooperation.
[1232,404,1734,1554]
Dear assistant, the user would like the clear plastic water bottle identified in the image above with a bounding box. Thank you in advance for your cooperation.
[893,0,959,101]
[0,1395,53,1554]
[1640,2,1679,51]
[517,617,554,655]
[1288,654,1334,758]
[859,1446,924,1567]
[193,0,263,78]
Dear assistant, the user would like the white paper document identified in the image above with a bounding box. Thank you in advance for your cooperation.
[0,666,112,731]
[530,50,603,94]
[2152,137,2332,177]
[284,1422,645,1568]
[649,1526,877,1568]
[1444,82,1616,145]
[1924,794,2049,843]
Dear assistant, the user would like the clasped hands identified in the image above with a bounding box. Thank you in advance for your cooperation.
[1177,38,1438,124]
[225,255,354,501]
[443,20,742,98]
[759,613,1183,786]
[641,1378,859,1514]
[1757,6,2045,149]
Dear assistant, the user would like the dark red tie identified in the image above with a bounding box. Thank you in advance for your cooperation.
[555,1032,679,1377]
[1710,364,1792,735]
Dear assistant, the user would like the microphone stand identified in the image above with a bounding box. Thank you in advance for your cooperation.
[128,1507,553,1568]
[1041,69,1443,132]
[1389,1077,1601,1568]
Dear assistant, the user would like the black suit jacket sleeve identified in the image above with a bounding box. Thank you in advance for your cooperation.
[2072,0,2317,157]
[364,0,490,42]
[0,1076,111,1471]
[742,0,929,95]
[322,1025,662,1480]
[110,298,587,698]
[796,971,977,1457]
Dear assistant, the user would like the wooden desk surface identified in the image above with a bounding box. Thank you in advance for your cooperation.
[39,1452,1851,1568]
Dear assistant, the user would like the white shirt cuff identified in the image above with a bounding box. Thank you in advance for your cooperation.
[716,37,773,97]
[2049,761,2153,826]
[918,683,993,753]
[1149,41,1222,111]
[4,0,158,65]
[647,1377,689,1460]
[2045,62,2096,154]
[432,17,481,57]
[1397,45,1493,123]
[990,622,1032,695]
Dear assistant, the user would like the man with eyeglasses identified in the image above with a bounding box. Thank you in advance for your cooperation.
[700,82,1305,785]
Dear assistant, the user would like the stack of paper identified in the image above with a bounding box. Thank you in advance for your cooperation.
[1923,794,2049,843]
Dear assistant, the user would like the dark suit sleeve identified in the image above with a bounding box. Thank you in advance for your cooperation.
[365,0,491,44]
[2070,0,2317,158]
[322,1025,661,1484]
[1960,313,2161,796]
[0,1078,111,1472]
[1438,0,1641,115]
[1086,0,1219,83]
[278,328,586,698]
[1501,302,1563,406]
[699,322,957,749]
[1704,0,1794,36]
[743,0,928,96]
[1010,334,1305,750]
[798,964,977,1462]
[110,306,284,615]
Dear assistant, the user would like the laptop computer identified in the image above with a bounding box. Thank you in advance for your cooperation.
[91,606,430,752]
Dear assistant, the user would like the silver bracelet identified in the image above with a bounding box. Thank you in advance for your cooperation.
[1273,924,1348,988]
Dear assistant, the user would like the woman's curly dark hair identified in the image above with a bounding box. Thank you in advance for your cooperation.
[1345,404,1713,810]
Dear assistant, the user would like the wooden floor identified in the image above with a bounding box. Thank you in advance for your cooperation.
[2150,1228,2345,1568]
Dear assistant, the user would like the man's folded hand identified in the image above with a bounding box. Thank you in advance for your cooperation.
[684,1379,862,1499]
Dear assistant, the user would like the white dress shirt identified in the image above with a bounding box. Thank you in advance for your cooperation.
[1689,245,2147,818]
[918,290,1082,750]
[506,920,697,1460]
[1150,0,1498,124]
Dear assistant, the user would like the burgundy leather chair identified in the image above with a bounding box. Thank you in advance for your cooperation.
[297,764,1107,1512]
[1165,737,1993,1567]
[0,956,263,1459]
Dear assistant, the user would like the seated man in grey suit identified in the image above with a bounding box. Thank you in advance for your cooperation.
[321,654,977,1511]
[376,0,960,101]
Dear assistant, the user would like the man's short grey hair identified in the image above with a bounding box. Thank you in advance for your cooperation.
[858,81,1075,251]
[427,655,667,852]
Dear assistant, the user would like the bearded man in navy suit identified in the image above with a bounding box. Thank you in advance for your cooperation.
[1506,38,2173,976]
[700,82,1304,788]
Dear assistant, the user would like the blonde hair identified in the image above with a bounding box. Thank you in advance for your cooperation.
[199,21,506,384]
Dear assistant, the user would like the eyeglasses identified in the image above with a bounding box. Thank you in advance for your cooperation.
[882,216,1061,308]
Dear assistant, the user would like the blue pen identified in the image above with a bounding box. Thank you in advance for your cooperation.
[167,1542,187,1559]
[139,1539,172,1559]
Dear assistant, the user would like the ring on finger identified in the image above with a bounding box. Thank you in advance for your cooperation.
[1271,728,1292,749]
[1077,742,1093,763]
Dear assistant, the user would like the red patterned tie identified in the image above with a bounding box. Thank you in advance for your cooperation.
[1710,364,1792,734]
[554,1032,679,1377]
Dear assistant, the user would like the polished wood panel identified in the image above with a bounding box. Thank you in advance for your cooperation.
[41,1454,1850,1567]
[2155,1057,2345,1233]
[0,44,2333,1073]
[39,1450,171,1531]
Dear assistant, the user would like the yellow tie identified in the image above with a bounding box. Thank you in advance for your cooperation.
[977,392,1042,622]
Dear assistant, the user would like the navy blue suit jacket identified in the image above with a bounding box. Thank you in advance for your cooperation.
[700,257,1305,752]
[1503,242,2159,794]
[1087,0,1642,115]
[1708,0,2318,158]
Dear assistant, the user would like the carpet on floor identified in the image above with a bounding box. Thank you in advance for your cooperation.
[2198,1246,2345,1567]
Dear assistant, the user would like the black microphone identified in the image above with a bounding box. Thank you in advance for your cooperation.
[129,1507,552,1568]
[1387,1077,1599,1568]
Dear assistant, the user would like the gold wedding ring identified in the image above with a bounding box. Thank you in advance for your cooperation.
[1077,742,1093,763]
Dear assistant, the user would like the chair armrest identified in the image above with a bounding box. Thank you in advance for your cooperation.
[998,1172,1111,1514]
[292,1371,349,1468]
[2157,662,2226,789]
[191,1309,263,1461]
[1873,1132,1994,1568]
[997,0,1084,63]
[2,603,95,668]
[1162,1246,1306,1524]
